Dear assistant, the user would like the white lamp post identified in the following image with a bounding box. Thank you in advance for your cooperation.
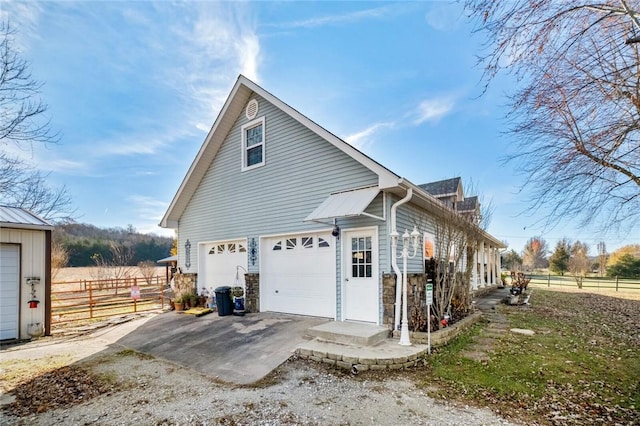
[392,225,421,346]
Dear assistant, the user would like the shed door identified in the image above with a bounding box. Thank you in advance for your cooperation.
[0,244,20,340]
[261,233,335,318]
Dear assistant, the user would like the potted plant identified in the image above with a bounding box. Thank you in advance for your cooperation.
[173,296,185,311]
[187,293,199,309]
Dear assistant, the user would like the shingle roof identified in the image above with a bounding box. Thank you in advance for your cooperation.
[418,177,461,197]
[457,196,479,213]
[0,205,54,230]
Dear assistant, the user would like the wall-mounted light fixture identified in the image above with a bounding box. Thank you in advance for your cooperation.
[185,239,191,269]
[332,218,340,238]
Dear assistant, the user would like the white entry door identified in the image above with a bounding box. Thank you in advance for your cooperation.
[0,244,20,340]
[343,228,378,323]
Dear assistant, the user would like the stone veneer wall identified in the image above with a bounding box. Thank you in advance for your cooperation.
[244,273,260,313]
[173,273,197,299]
[391,311,483,345]
[382,273,427,331]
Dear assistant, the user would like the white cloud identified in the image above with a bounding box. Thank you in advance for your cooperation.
[413,97,455,124]
[272,5,398,29]
[128,194,174,236]
[344,122,395,150]
[129,194,167,221]
[0,2,43,50]
[159,2,261,135]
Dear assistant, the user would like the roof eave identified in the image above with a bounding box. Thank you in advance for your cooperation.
[0,222,54,231]
[394,179,505,248]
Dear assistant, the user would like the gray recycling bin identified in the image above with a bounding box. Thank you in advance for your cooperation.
[214,286,233,316]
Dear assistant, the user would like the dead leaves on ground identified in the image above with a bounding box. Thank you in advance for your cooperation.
[3,365,116,417]
[429,290,640,425]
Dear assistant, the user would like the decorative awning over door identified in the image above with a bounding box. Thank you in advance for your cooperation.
[304,186,381,222]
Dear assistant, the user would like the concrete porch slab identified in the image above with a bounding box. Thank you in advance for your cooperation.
[305,321,389,346]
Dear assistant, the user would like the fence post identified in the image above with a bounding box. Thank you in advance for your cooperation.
[616,276,619,292]
[89,281,94,319]
[159,276,164,309]
[547,273,550,287]
[133,277,137,313]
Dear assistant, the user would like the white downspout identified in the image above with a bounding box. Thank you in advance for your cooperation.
[391,187,413,331]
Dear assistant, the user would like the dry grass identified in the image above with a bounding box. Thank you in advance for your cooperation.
[55,266,166,283]
[528,282,640,301]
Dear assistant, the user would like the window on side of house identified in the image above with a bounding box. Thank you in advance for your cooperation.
[241,117,265,171]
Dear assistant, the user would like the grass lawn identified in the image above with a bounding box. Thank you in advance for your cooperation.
[418,290,640,425]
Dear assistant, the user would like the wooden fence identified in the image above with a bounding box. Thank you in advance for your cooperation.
[51,276,169,326]
[526,274,640,291]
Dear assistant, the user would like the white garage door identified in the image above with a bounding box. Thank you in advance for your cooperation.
[261,232,335,318]
[0,244,20,340]
[199,240,248,292]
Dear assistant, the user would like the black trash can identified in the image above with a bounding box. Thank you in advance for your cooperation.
[214,286,233,316]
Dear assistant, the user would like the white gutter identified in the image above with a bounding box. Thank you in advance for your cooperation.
[390,187,413,331]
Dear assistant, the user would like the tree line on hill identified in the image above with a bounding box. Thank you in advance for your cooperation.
[501,238,640,280]
[54,223,174,267]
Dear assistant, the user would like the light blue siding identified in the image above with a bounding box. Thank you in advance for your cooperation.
[178,94,379,276]
[386,193,438,274]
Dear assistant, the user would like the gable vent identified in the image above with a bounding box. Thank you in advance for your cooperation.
[245,99,259,120]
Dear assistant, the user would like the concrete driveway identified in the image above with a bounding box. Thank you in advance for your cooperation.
[116,311,328,385]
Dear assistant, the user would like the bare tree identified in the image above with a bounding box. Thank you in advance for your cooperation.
[568,241,591,288]
[50,240,69,282]
[90,242,134,290]
[522,236,549,271]
[0,21,74,221]
[417,210,482,330]
[1,21,58,145]
[466,1,640,232]
[597,241,608,276]
[0,153,75,221]
[109,241,134,281]
[138,260,157,285]
[463,178,495,230]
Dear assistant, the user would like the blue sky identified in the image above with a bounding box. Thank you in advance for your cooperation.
[2,1,638,255]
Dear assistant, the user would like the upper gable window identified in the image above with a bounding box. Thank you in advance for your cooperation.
[241,117,265,171]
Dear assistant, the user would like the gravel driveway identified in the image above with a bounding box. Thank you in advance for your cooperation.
[1,314,519,425]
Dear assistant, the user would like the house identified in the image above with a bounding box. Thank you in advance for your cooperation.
[419,177,481,224]
[160,76,504,327]
[0,206,53,340]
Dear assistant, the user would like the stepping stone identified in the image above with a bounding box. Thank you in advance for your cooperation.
[510,328,535,336]
[482,331,506,339]
[461,350,491,362]
[472,337,495,346]
[473,343,495,353]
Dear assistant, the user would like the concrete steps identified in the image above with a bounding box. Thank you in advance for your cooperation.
[305,321,390,346]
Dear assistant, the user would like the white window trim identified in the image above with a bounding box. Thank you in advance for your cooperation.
[241,116,266,171]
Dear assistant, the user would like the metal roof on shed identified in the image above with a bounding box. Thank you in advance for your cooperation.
[0,205,54,231]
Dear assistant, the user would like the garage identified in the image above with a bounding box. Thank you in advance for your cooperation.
[198,239,248,292]
[0,244,20,340]
[0,206,52,340]
[261,232,335,318]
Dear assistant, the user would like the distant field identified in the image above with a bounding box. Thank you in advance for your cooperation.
[525,273,640,301]
[54,266,167,283]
